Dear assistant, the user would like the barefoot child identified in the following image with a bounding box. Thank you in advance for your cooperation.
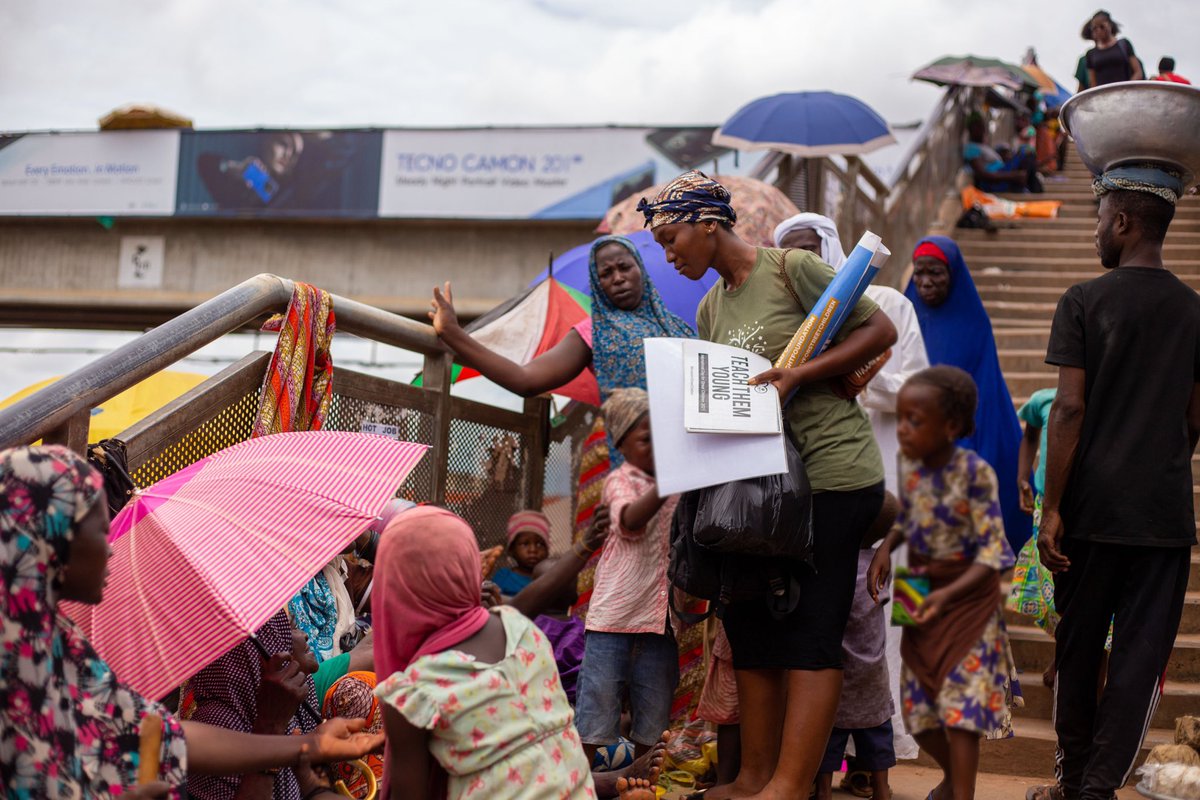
[492,510,551,597]
[869,367,1017,800]
[576,388,680,765]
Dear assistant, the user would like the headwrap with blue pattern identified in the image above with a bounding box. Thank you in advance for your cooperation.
[636,170,738,230]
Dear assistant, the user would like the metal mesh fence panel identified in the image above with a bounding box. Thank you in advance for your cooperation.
[445,417,528,551]
[542,406,597,554]
[131,387,262,487]
[323,393,436,503]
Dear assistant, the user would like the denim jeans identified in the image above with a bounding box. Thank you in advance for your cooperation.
[574,629,678,746]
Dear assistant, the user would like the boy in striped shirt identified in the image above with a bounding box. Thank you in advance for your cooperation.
[575,387,680,765]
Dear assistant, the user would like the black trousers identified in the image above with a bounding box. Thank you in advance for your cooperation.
[1052,539,1191,800]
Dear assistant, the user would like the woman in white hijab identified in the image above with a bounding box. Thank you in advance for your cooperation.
[772,213,928,489]
[773,213,927,775]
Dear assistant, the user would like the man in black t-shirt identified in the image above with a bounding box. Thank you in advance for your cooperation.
[1033,165,1198,800]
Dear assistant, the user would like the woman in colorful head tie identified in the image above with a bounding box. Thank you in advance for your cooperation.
[906,235,1031,552]
[0,445,382,800]
[643,170,898,800]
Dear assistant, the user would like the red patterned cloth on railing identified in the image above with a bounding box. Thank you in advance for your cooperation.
[252,282,335,437]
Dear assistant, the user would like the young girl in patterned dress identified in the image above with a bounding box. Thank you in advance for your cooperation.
[869,367,1018,800]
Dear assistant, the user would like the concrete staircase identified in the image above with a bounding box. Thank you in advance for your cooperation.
[949,154,1200,777]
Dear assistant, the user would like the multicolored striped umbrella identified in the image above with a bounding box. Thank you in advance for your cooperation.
[63,431,428,702]
[427,276,600,405]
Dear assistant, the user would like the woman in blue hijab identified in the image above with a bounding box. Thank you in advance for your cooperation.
[429,236,704,715]
[906,235,1032,551]
[428,234,694,425]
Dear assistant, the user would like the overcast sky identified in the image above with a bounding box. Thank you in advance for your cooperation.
[3,0,1196,132]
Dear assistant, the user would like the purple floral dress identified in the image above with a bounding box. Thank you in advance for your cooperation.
[0,446,188,798]
[894,447,1019,738]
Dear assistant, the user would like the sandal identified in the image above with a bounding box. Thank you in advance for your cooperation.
[840,770,873,798]
[1025,785,1066,800]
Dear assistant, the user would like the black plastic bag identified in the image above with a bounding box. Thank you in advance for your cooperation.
[86,438,136,516]
[669,469,807,618]
[690,432,814,563]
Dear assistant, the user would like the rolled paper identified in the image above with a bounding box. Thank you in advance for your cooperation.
[137,713,163,785]
[775,231,892,370]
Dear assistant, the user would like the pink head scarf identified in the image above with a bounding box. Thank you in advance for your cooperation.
[372,506,491,679]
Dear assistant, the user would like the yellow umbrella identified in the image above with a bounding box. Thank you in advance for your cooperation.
[0,371,207,442]
[1021,63,1060,95]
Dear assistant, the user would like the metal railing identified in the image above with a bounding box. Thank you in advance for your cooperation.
[0,274,558,535]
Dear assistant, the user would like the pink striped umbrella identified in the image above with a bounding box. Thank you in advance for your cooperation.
[63,431,428,702]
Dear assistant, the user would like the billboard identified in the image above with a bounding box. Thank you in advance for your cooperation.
[0,126,746,220]
[175,130,382,217]
[377,127,731,220]
[0,131,179,215]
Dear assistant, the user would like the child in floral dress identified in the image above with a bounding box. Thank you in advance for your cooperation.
[869,366,1017,800]
[372,506,596,800]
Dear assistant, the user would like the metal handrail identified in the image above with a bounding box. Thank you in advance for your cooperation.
[0,273,448,450]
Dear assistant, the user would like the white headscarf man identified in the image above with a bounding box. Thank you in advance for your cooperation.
[773,212,929,485]
[774,212,927,762]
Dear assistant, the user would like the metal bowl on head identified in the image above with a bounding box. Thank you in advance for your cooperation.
[1061,81,1200,187]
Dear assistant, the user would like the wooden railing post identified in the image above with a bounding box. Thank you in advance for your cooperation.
[522,396,550,511]
[41,410,91,455]
[422,352,454,505]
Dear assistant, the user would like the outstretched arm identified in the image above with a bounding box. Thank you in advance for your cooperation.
[180,717,382,776]
[429,281,591,397]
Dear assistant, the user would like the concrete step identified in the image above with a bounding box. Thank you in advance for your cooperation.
[934,716,1173,778]
[1014,670,1200,730]
[995,327,1052,349]
[973,270,1200,291]
[1004,370,1060,397]
[980,286,1071,305]
[1059,204,1200,220]
[1010,624,1200,680]
[997,348,1054,372]
[960,241,1200,259]
[983,300,1058,320]
[972,256,1200,270]
[958,228,1200,245]
[1004,593,1200,636]
[989,316,1058,329]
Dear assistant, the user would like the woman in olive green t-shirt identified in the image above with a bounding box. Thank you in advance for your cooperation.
[638,170,896,800]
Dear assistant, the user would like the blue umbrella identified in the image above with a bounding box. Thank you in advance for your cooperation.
[712,91,896,156]
[529,230,717,328]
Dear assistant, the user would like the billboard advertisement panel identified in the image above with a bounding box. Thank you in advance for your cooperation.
[175,130,382,217]
[377,127,730,220]
[0,131,180,215]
